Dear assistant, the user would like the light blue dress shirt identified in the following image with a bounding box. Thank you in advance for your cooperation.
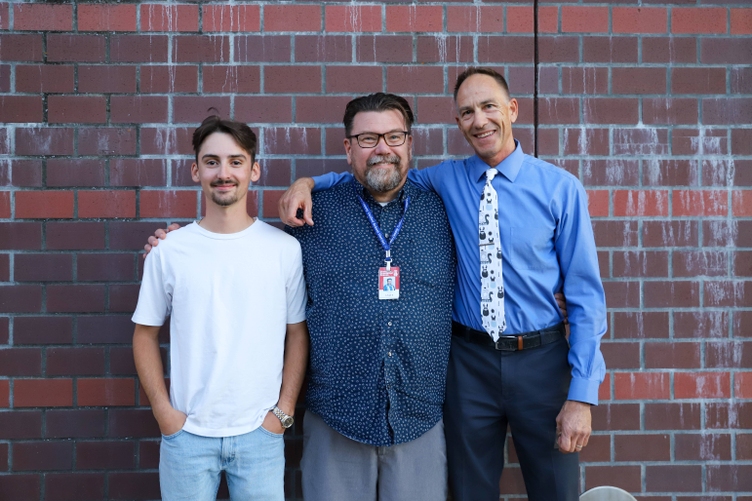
[314,141,607,405]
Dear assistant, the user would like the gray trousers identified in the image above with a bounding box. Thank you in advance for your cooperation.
[300,410,448,501]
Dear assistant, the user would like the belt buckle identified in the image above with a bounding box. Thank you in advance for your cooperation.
[495,335,524,351]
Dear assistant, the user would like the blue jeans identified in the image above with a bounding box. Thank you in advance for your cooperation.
[159,426,285,501]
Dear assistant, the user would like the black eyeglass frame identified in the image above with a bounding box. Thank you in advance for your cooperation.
[346,131,410,148]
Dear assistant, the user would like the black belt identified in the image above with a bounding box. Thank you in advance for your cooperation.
[451,321,565,352]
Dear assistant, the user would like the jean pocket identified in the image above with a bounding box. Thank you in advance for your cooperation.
[259,425,284,438]
[161,428,185,441]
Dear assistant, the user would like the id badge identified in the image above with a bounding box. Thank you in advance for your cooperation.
[378,267,400,300]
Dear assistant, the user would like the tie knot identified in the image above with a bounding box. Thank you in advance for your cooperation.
[485,168,497,184]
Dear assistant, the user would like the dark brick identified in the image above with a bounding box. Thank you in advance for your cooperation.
[76,441,136,470]
[563,127,609,156]
[15,64,75,93]
[675,433,731,461]
[0,317,7,345]
[45,473,105,501]
[707,465,752,493]
[0,34,43,61]
[173,35,230,63]
[593,220,638,247]
[613,67,667,94]
[643,98,698,125]
[646,465,702,493]
[257,159,291,187]
[262,128,322,156]
[47,347,106,376]
[601,341,640,369]
[108,409,160,438]
[48,95,107,124]
[139,128,193,156]
[140,65,198,93]
[111,96,168,124]
[202,65,260,94]
[12,442,72,472]
[645,342,701,369]
[0,285,42,313]
[704,220,752,248]
[643,37,697,64]
[538,35,579,63]
[643,220,698,247]
[0,442,6,470]
[47,34,105,62]
[615,434,670,461]
[325,66,383,94]
[46,285,105,313]
[583,98,639,124]
[77,315,134,344]
[138,440,160,469]
[0,254,8,282]
[0,96,43,123]
[673,250,728,277]
[110,35,168,63]
[706,340,752,368]
[0,410,43,439]
[583,36,638,63]
[77,253,136,282]
[110,346,149,376]
[108,472,160,500]
[46,222,105,251]
[296,96,353,124]
[703,98,752,125]
[672,128,728,156]
[357,35,414,63]
[78,65,137,93]
[172,96,232,124]
[14,254,73,282]
[591,403,640,430]
[701,38,752,64]
[235,96,293,124]
[643,159,699,187]
[644,281,700,308]
[14,316,73,345]
[234,35,291,63]
[78,128,137,156]
[0,474,40,500]
[6,160,43,188]
[706,401,752,429]
[645,402,701,430]
[612,312,669,339]
[16,128,74,156]
[613,250,669,277]
[478,36,534,63]
[585,465,641,492]
[561,67,608,95]
[46,409,106,439]
[109,284,139,313]
[46,159,106,187]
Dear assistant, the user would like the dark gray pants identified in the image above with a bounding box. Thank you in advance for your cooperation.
[444,334,579,501]
[301,410,448,501]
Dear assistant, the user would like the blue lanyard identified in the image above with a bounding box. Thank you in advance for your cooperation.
[357,192,410,269]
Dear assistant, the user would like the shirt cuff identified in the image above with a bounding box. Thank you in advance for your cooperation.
[567,376,601,406]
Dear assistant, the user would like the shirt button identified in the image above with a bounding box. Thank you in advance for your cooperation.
[388,351,392,357]
[387,321,392,327]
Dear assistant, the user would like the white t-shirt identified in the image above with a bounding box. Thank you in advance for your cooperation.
[132,220,307,438]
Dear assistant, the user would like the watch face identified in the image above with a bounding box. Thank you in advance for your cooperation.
[281,416,294,428]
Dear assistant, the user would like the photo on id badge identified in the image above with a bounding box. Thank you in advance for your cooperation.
[379,267,400,300]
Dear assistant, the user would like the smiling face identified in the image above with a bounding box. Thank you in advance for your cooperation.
[191,132,260,209]
[344,109,412,203]
[455,73,518,167]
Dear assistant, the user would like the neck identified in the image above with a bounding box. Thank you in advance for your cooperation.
[200,202,255,234]
[481,139,516,168]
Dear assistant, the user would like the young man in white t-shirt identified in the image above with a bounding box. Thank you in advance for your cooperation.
[132,116,308,501]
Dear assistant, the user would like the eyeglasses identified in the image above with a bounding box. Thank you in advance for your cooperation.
[347,131,410,148]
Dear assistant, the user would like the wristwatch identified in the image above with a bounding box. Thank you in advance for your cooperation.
[272,406,294,429]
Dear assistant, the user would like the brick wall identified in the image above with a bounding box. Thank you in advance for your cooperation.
[0,1,750,500]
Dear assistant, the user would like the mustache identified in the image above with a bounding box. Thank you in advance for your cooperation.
[210,180,237,187]
[366,155,400,167]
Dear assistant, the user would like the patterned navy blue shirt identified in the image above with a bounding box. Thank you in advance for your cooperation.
[287,179,455,446]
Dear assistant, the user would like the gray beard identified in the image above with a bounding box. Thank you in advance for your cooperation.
[364,155,402,194]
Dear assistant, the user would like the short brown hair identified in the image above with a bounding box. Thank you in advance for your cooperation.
[343,93,414,137]
[192,116,257,163]
[453,67,510,101]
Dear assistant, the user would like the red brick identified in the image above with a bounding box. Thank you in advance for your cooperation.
[202,65,260,94]
[675,371,730,399]
[15,65,74,93]
[325,66,382,94]
[232,96,290,124]
[326,5,381,32]
[586,190,608,217]
[45,473,105,501]
[0,96,43,123]
[265,66,321,94]
[583,98,639,124]
[734,190,752,217]
[736,373,752,399]
[110,34,168,63]
[507,6,533,33]
[614,190,669,217]
[46,221,105,251]
[47,34,105,63]
[140,4,199,32]
[646,465,702,493]
[78,190,136,219]
[643,98,698,125]
[48,96,107,124]
[0,34,43,62]
[583,36,638,63]
[446,6,502,33]
[672,67,727,94]
[676,433,731,461]
[615,434,670,461]
[111,96,168,124]
[295,35,352,63]
[562,6,608,33]
[614,372,670,400]
[173,96,232,124]
[78,65,137,93]
[16,191,73,219]
[386,5,444,33]
[140,65,198,93]
[78,128,137,156]
[14,379,72,407]
[14,254,73,282]
[357,35,414,64]
[173,35,230,63]
[46,284,105,313]
[674,250,728,277]
[585,465,641,492]
[673,190,728,217]
[645,402,701,431]
[78,4,136,32]
[202,5,260,32]
[14,4,72,31]
[612,67,667,94]
[266,4,321,32]
[613,7,667,34]
[537,6,558,34]
[140,190,197,218]
[645,281,700,308]
[76,442,136,470]
[47,347,105,376]
[78,378,135,407]
[387,66,444,94]
[260,128,322,156]
[672,8,727,34]
[731,8,752,34]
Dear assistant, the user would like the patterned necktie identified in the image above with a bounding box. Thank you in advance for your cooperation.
[479,168,506,341]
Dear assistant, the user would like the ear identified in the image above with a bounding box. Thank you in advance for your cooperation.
[190,162,200,183]
[508,98,519,124]
[250,161,261,183]
[344,138,353,166]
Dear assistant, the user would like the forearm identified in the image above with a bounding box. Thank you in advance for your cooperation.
[276,321,309,415]
[133,324,172,418]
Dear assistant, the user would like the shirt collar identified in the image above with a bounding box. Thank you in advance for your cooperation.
[351,177,412,205]
[469,139,524,184]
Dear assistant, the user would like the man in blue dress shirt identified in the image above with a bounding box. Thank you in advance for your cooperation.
[280,67,607,501]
